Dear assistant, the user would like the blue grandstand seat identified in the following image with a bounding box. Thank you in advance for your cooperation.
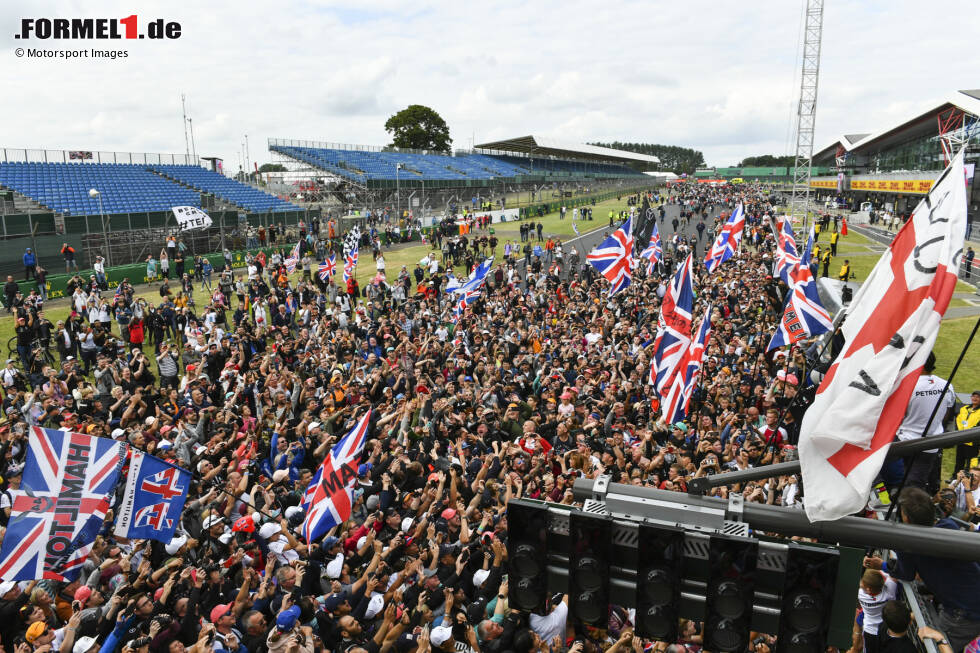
[268,144,644,182]
[147,165,302,213]
[0,162,303,216]
[0,162,200,216]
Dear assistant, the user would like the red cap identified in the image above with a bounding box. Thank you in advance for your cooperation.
[74,586,92,606]
[440,508,457,521]
[210,602,233,623]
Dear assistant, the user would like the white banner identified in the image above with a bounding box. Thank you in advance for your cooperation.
[172,206,213,231]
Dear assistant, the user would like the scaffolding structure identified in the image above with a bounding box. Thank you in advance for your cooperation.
[788,0,825,228]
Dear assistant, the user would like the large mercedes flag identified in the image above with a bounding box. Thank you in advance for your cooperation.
[798,149,967,522]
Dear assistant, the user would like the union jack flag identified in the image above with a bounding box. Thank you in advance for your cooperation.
[768,226,833,350]
[661,304,713,423]
[285,241,301,274]
[302,411,372,543]
[342,242,359,284]
[774,216,801,285]
[452,289,482,322]
[0,428,126,581]
[318,255,336,281]
[586,217,634,295]
[650,253,695,394]
[704,203,745,273]
[639,224,663,275]
[450,257,493,294]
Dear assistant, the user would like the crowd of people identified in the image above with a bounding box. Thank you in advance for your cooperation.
[0,182,977,653]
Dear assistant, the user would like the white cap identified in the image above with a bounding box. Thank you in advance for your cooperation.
[401,517,414,533]
[0,581,17,597]
[356,535,368,550]
[218,532,234,545]
[473,568,491,588]
[73,636,98,653]
[430,626,454,647]
[165,533,187,555]
[324,552,345,579]
[365,593,385,619]
[202,515,223,530]
[272,469,290,483]
[259,522,281,540]
[110,428,126,439]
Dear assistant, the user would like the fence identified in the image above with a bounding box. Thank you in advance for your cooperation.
[0,147,201,166]
[0,207,322,277]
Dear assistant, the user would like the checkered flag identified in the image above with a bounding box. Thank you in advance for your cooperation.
[343,225,361,256]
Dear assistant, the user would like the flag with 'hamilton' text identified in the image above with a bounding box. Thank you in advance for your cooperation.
[0,428,125,581]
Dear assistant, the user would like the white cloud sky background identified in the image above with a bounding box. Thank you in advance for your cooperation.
[2,0,979,169]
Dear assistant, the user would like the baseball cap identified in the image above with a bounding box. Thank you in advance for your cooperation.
[672,422,689,433]
[322,535,340,550]
[440,508,457,521]
[276,605,301,631]
[25,622,48,643]
[322,591,349,612]
[74,585,93,607]
[209,602,233,623]
[0,581,17,597]
[73,636,98,653]
[165,533,188,555]
[202,515,224,529]
[430,626,454,648]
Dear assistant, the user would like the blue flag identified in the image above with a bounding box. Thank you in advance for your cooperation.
[113,451,191,542]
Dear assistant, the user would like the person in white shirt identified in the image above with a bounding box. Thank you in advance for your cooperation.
[529,596,568,644]
[857,568,898,637]
[896,352,956,494]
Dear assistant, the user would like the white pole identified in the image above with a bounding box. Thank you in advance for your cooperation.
[181,94,190,158]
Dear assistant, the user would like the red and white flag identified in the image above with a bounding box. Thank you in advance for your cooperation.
[798,150,967,522]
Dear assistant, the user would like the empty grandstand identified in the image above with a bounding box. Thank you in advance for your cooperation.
[0,148,315,274]
[269,136,653,212]
[149,164,302,213]
[0,162,201,216]
[0,150,302,218]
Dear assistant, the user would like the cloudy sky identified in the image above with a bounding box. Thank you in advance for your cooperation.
[2,0,979,169]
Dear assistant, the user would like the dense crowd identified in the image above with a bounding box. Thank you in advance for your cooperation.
[0,183,976,653]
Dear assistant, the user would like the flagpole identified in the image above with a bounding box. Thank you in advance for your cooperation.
[881,314,980,523]
[759,310,847,461]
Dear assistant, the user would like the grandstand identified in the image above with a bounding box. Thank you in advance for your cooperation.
[0,162,201,216]
[0,157,302,218]
[269,139,646,188]
[269,136,653,212]
[149,164,301,213]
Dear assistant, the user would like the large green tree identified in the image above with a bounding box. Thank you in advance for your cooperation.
[385,105,452,153]
[736,154,795,168]
[590,141,705,175]
[258,163,286,173]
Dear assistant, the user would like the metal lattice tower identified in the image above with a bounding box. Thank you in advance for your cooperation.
[788,0,824,228]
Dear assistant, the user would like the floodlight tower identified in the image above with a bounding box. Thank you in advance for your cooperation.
[788,0,825,230]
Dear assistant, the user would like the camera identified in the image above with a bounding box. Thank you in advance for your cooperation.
[130,636,152,648]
